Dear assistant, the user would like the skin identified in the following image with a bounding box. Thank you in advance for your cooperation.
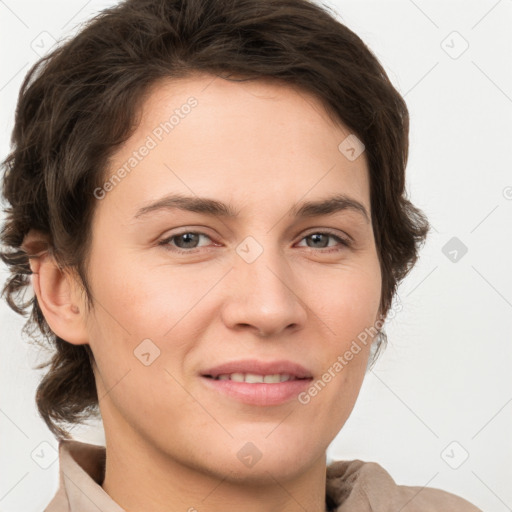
[29,73,383,512]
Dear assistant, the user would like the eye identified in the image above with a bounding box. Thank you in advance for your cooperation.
[296,231,351,252]
[159,231,214,253]
[158,229,351,254]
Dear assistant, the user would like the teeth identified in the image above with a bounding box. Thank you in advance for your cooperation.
[245,373,264,383]
[215,373,294,383]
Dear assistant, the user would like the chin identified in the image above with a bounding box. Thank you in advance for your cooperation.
[214,429,327,484]
[213,450,322,486]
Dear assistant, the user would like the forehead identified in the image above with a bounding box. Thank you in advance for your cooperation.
[133,72,356,155]
[98,73,370,221]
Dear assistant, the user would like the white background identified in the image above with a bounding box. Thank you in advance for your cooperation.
[1,1,511,511]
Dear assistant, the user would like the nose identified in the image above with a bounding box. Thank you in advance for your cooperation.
[220,241,308,338]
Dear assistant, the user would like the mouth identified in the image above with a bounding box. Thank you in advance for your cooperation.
[200,359,313,406]
[205,373,306,383]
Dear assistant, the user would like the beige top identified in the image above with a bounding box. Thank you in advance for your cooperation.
[44,439,482,511]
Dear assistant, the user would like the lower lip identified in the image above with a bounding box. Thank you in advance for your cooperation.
[201,376,312,406]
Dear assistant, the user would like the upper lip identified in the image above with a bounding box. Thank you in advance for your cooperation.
[201,359,313,379]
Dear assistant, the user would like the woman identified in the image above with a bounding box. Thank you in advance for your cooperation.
[0,0,482,510]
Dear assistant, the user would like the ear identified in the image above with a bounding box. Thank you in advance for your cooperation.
[28,248,89,346]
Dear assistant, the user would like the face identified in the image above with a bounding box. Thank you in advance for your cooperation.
[80,73,382,482]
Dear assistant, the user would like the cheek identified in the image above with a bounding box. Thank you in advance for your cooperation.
[84,246,218,405]
[312,259,382,337]
[299,260,381,415]
[87,244,204,338]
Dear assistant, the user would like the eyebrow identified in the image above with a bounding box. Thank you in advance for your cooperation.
[134,193,370,223]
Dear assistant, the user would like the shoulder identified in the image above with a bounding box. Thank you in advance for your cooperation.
[326,459,482,512]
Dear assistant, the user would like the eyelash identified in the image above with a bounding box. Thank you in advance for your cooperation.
[158,229,351,255]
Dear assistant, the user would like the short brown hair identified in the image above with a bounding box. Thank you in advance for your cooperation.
[0,0,429,440]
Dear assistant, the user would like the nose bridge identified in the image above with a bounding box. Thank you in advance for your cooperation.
[240,241,290,301]
[222,234,306,335]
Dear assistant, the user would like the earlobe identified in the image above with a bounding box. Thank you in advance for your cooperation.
[29,253,89,346]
